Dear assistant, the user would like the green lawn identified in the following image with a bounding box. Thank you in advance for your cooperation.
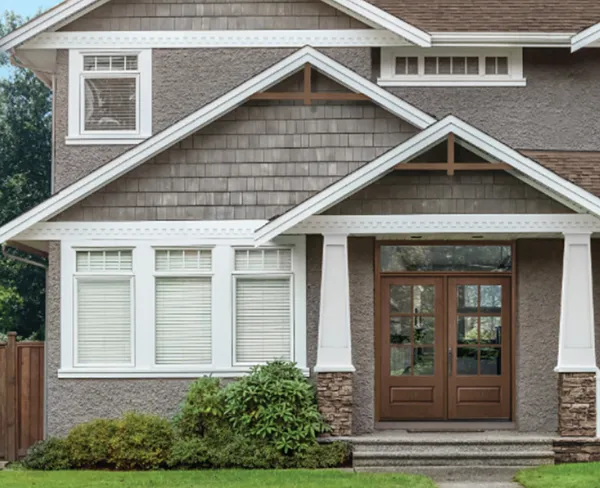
[516,462,600,488]
[0,469,436,488]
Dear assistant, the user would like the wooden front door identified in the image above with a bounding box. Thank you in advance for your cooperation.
[379,276,511,420]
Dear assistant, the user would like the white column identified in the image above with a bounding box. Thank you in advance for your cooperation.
[314,234,355,373]
[555,232,597,373]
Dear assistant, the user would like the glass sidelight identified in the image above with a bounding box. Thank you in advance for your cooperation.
[389,284,436,376]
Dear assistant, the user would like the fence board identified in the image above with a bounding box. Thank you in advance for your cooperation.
[0,333,44,461]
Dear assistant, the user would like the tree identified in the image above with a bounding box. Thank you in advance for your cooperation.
[0,11,52,339]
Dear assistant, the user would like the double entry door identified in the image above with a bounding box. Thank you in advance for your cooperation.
[379,276,511,420]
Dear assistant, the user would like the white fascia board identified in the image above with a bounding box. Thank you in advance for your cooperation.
[0,46,435,245]
[321,0,431,46]
[571,23,600,52]
[0,0,111,52]
[432,32,574,48]
[254,115,600,244]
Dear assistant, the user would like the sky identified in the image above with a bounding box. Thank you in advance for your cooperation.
[1,0,61,77]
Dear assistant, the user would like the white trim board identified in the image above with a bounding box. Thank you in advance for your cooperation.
[254,115,600,244]
[0,46,436,246]
[0,0,430,52]
[572,23,600,52]
[19,30,580,50]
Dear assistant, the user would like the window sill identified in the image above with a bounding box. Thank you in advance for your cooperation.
[65,135,148,146]
[377,78,527,87]
[57,367,311,379]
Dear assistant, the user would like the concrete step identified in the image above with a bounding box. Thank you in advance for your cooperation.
[353,450,555,467]
[355,465,533,483]
[353,441,552,454]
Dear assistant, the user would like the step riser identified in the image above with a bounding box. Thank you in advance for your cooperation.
[354,443,552,454]
[353,457,554,467]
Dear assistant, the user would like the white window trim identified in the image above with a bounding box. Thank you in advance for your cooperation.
[67,49,152,145]
[378,47,526,87]
[59,236,307,378]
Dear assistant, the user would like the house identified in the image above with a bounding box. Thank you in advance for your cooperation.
[2,0,600,469]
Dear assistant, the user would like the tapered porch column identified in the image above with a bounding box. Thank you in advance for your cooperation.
[556,232,598,437]
[315,234,354,436]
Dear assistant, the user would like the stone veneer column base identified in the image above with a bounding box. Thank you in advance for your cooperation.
[316,372,353,437]
[558,372,596,437]
[554,438,600,463]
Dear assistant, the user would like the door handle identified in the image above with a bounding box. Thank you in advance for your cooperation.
[448,347,452,376]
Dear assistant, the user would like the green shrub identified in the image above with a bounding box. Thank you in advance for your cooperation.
[224,361,329,453]
[109,412,173,470]
[172,377,224,439]
[286,441,349,468]
[22,438,71,470]
[66,418,118,469]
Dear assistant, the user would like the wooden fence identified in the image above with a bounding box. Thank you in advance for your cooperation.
[0,332,44,461]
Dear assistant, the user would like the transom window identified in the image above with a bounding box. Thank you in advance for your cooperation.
[380,48,524,87]
[68,50,152,145]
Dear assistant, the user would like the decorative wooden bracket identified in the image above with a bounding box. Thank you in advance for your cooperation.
[249,63,369,104]
[394,133,512,174]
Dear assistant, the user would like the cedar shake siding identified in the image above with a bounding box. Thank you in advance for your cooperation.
[324,171,572,215]
[54,102,418,221]
[60,0,369,31]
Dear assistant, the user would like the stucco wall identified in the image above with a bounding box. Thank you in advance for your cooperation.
[53,47,372,192]
[60,0,368,31]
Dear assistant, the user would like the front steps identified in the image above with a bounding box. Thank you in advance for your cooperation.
[350,431,554,482]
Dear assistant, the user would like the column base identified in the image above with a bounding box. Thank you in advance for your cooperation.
[554,438,600,463]
[316,372,353,437]
[558,372,596,437]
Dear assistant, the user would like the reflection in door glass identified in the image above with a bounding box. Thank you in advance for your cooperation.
[480,348,501,375]
[457,285,478,313]
[457,347,478,375]
[414,285,435,313]
[414,317,435,344]
[390,317,411,344]
[480,285,502,313]
[457,316,478,344]
[480,316,502,344]
[390,285,412,313]
[414,347,434,375]
[391,347,412,376]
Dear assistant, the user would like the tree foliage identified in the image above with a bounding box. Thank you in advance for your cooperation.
[0,11,51,338]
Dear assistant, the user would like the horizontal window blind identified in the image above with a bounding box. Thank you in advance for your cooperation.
[76,250,132,272]
[83,55,138,72]
[155,249,212,272]
[235,249,292,272]
[84,77,137,132]
[76,278,132,365]
[155,277,212,365]
[235,277,291,364]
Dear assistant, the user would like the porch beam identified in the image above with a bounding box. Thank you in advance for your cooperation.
[394,163,512,171]
[314,234,354,373]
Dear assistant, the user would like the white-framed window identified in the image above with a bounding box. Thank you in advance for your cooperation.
[233,248,293,365]
[73,249,134,366]
[67,50,152,145]
[154,249,213,365]
[379,47,525,87]
[59,236,306,378]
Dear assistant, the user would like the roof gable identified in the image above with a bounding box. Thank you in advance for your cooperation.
[254,115,600,243]
[0,46,435,244]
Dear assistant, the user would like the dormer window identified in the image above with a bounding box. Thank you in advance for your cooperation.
[67,50,152,145]
[379,48,525,87]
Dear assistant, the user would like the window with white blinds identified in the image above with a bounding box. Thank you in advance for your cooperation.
[234,248,293,364]
[155,249,212,365]
[75,250,133,365]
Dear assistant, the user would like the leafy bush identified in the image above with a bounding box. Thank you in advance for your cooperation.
[22,438,71,470]
[109,412,173,470]
[66,418,118,469]
[172,377,224,439]
[224,361,329,453]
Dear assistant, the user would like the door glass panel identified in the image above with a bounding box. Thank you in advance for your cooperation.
[457,316,478,344]
[414,347,435,375]
[480,347,501,375]
[457,347,478,375]
[391,347,412,376]
[390,317,411,344]
[457,285,478,313]
[480,316,502,344]
[480,285,502,313]
[414,285,435,313]
[415,317,435,344]
[390,285,411,313]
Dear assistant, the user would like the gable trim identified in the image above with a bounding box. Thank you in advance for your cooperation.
[571,23,600,52]
[0,0,430,52]
[0,46,436,245]
[254,115,600,244]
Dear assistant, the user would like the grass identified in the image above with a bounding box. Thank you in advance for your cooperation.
[516,462,600,488]
[0,469,436,488]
